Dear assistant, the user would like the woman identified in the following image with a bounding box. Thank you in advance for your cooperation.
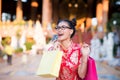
[49,18,90,80]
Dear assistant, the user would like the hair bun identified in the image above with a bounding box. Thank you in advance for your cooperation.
[71,18,76,26]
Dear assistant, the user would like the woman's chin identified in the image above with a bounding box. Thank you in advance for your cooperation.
[58,37,64,41]
[58,38,67,42]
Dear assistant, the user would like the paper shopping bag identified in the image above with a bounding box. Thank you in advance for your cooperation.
[36,50,63,78]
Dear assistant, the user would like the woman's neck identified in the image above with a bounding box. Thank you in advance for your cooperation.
[60,39,72,50]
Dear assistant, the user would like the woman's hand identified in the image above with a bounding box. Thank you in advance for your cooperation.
[80,42,90,63]
[81,42,90,57]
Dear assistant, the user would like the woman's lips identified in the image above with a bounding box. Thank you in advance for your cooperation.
[58,34,63,37]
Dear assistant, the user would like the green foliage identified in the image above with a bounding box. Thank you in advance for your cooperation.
[107,12,120,32]
[107,12,120,57]
[14,48,23,53]
[16,28,21,39]
[99,38,103,45]
[113,44,118,57]
[1,37,11,47]
[24,41,34,50]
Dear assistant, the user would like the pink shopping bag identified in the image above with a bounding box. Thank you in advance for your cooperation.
[79,57,98,80]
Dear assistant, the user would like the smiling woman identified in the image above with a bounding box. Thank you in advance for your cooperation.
[46,18,91,80]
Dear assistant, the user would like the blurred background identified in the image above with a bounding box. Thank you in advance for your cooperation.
[0,0,120,80]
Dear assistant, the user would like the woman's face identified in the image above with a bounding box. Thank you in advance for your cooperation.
[56,21,73,41]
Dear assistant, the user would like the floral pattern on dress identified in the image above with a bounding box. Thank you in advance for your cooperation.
[66,60,74,68]
[62,67,73,80]
[70,51,79,65]
[56,43,82,80]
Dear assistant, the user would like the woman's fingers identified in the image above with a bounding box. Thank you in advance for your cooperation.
[81,42,90,56]
[82,42,89,48]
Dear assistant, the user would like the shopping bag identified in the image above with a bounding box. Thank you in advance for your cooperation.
[83,57,98,80]
[36,49,63,78]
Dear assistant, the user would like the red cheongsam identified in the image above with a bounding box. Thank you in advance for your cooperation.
[56,42,82,80]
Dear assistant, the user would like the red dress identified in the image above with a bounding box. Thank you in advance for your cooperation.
[56,42,82,80]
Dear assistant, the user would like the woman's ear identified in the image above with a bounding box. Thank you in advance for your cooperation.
[70,29,73,35]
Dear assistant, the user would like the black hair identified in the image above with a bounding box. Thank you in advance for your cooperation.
[57,18,76,38]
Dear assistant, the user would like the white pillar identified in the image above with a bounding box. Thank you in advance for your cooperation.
[42,0,52,29]
[16,0,23,21]
[102,0,109,32]
[96,2,104,39]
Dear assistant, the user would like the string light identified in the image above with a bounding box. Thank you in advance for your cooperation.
[31,1,38,7]
[68,3,72,7]
[74,3,78,8]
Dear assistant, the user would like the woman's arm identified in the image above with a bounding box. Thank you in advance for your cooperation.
[78,56,88,79]
[78,43,90,79]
